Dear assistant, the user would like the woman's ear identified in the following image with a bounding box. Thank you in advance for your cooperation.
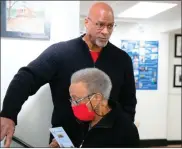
[94,93,103,102]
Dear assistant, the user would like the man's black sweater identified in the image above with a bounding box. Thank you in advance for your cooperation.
[0,35,137,147]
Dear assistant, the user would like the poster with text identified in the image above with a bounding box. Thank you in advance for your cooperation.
[121,40,158,90]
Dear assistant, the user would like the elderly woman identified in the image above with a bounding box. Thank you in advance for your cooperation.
[50,68,139,148]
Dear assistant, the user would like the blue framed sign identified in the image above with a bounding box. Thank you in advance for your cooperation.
[121,40,159,90]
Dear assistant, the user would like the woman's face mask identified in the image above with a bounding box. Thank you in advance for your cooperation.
[72,102,96,121]
[71,94,100,122]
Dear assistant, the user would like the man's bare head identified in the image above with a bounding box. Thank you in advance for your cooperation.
[88,2,114,19]
[84,2,115,48]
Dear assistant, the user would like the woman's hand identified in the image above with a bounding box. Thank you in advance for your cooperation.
[49,138,63,148]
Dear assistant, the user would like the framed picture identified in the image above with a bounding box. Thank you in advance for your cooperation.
[173,65,182,87]
[174,34,181,57]
[1,1,50,40]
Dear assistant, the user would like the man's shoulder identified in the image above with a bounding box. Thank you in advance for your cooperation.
[52,36,81,48]
[108,42,131,60]
[45,36,81,54]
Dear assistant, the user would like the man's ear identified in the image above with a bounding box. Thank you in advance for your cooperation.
[84,18,89,30]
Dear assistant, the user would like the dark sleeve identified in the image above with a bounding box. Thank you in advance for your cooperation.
[123,130,140,148]
[121,122,140,148]
[0,43,62,124]
[119,54,137,122]
[124,127,140,148]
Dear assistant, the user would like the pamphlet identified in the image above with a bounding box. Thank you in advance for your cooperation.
[49,127,74,148]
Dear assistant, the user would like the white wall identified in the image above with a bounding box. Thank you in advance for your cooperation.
[167,28,181,140]
[1,1,80,147]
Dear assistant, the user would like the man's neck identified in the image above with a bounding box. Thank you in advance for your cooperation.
[82,35,102,52]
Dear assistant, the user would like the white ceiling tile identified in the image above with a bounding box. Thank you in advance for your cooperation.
[80,1,181,22]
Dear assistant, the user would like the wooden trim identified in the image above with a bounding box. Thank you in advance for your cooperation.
[140,139,182,147]
[140,139,167,147]
[167,140,182,145]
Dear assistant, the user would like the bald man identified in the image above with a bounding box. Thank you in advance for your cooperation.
[0,2,137,147]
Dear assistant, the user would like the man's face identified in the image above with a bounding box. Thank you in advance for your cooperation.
[85,10,114,48]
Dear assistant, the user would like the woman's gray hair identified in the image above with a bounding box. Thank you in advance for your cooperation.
[71,68,112,100]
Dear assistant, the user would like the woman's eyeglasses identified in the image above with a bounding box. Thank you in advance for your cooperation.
[69,93,96,106]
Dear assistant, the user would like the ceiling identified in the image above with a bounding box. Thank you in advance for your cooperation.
[80,1,181,23]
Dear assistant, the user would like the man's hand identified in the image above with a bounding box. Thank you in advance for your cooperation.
[0,117,15,147]
[49,138,63,148]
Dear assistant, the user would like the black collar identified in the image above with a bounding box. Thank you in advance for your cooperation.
[93,100,121,129]
[78,33,112,49]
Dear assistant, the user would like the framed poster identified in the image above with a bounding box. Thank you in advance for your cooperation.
[121,40,159,90]
[1,1,50,40]
[174,34,181,57]
[173,65,182,87]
